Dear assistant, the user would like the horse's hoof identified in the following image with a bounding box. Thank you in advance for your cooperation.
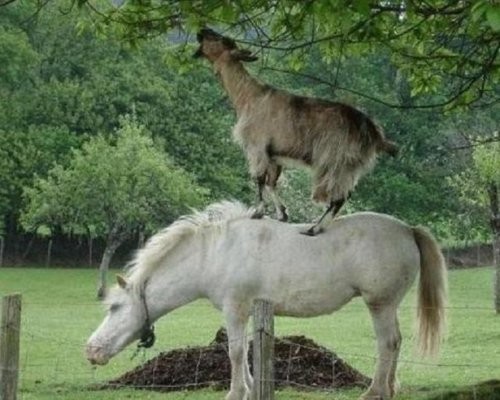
[96,287,107,300]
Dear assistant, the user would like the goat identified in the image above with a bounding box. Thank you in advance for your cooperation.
[194,28,398,235]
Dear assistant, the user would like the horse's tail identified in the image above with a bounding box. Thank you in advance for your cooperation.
[412,226,447,357]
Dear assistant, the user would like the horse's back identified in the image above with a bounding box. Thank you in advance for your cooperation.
[323,212,421,307]
[219,212,420,317]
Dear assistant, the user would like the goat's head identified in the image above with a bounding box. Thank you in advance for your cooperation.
[193,28,258,64]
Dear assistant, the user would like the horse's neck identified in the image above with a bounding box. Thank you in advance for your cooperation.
[145,238,205,321]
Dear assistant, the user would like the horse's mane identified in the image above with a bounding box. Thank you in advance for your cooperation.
[125,201,254,291]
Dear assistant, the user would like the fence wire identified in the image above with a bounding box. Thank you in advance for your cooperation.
[2,287,499,400]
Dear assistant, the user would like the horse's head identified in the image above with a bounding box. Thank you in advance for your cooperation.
[86,275,146,365]
[193,27,258,63]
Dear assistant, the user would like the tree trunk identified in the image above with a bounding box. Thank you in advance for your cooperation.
[494,230,500,314]
[45,239,52,268]
[488,183,500,314]
[21,235,34,261]
[97,229,126,300]
[88,235,93,267]
[138,230,145,248]
[0,236,4,267]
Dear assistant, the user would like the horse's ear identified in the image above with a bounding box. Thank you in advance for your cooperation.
[116,274,128,289]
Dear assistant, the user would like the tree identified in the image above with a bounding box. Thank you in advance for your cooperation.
[64,0,500,109]
[1,0,497,271]
[21,117,206,298]
[449,140,500,312]
[473,142,500,313]
[0,1,251,264]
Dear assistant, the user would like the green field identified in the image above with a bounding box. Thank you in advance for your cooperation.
[0,267,499,400]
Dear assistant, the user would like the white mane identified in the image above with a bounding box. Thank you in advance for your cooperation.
[125,201,254,290]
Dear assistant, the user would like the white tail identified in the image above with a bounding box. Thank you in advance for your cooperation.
[412,226,448,357]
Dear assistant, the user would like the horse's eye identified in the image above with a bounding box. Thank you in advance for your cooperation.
[109,304,121,312]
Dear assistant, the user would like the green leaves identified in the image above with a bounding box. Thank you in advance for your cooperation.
[21,117,206,238]
[472,0,500,31]
[486,5,500,31]
[473,141,500,184]
[70,0,499,108]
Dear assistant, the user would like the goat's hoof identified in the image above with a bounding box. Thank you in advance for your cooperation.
[300,225,324,236]
[278,207,288,222]
[300,227,316,236]
[251,210,264,219]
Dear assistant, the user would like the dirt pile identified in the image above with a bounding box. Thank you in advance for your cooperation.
[106,328,370,392]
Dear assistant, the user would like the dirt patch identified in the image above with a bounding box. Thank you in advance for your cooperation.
[105,328,370,392]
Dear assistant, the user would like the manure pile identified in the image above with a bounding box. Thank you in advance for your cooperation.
[106,328,370,392]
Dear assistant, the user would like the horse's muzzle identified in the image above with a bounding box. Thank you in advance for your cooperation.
[86,344,110,366]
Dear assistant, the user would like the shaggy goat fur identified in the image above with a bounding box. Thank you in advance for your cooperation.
[194,28,398,227]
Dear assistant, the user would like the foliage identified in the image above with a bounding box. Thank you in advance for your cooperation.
[0,126,80,234]
[0,0,498,253]
[21,117,206,238]
[447,142,500,242]
[0,1,251,245]
[69,0,500,108]
[473,141,500,185]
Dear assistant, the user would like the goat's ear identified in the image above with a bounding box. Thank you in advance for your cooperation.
[116,274,128,289]
[222,37,237,49]
[230,49,258,62]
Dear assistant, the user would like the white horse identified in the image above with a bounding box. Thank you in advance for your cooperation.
[86,201,447,400]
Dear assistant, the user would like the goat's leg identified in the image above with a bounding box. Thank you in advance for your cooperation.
[251,174,266,219]
[301,201,335,236]
[247,149,271,219]
[302,194,350,236]
[265,163,288,222]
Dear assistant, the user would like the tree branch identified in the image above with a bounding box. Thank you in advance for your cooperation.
[0,0,17,6]
[261,65,493,110]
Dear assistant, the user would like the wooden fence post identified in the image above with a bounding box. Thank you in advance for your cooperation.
[0,236,4,268]
[252,299,274,400]
[0,294,22,400]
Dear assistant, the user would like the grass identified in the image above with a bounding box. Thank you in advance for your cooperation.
[0,266,499,399]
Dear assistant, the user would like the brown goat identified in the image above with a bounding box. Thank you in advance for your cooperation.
[194,28,398,235]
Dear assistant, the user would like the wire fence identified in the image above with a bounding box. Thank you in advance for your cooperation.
[0,293,497,400]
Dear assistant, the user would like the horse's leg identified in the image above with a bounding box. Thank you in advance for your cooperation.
[224,306,251,400]
[265,163,288,222]
[242,331,253,391]
[388,317,402,398]
[361,305,401,400]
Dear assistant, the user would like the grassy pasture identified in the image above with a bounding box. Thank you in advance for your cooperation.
[0,266,499,400]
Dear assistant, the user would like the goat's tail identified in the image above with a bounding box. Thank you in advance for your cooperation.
[412,226,447,358]
[369,118,398,157]
[378,140,399,157]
